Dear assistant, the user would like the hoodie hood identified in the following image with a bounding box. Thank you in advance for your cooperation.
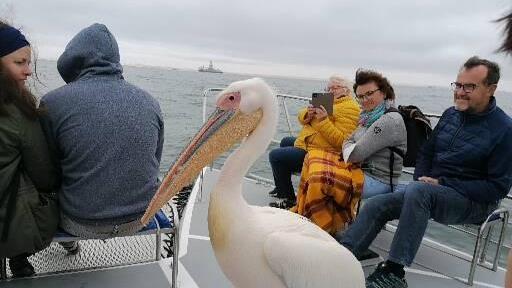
[57,23,123,83]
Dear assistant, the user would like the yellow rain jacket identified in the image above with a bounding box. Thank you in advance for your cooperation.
[294,96,360,152]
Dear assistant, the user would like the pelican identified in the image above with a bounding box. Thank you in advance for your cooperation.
[142,78,364,288]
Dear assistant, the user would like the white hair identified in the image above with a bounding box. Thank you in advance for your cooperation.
[328,75,352,95]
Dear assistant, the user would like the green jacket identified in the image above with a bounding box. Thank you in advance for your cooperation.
[0,104,59,258]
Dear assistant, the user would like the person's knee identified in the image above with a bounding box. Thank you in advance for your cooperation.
[360,194,397,217]
[280,136,296,147]
[404,181,432,204]
[269,148,282,164]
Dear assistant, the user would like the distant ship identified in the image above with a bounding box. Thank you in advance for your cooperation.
[198,60,223,73]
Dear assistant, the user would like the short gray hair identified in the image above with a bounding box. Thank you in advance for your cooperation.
[462,56,500,86]
[328,75,352,93]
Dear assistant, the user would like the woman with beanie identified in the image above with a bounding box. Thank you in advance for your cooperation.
[0,20,59,277]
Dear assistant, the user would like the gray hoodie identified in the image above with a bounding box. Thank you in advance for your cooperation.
[41,23,164,226]
[343,111,406,185]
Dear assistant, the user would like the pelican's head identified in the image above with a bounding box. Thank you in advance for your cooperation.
[141,78,276,224]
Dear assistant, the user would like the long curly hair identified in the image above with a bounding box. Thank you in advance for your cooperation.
[0,20,39,120]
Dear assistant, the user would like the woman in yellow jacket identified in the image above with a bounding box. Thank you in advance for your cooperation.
[269,75,360,208]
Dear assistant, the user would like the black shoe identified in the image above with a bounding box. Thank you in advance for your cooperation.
[268,188,287,199]
[366,262,407,288]
[357,248,380,261]
[357,248,382,267]
[61,241,80,255]
[9,256,35,278]
[269,198,296,209]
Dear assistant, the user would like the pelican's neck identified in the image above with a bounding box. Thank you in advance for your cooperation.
[212,97,278,211]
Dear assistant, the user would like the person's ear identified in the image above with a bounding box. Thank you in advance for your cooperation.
[488,84,497,95]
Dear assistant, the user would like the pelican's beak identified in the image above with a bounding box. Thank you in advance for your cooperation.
[141,104,263,225]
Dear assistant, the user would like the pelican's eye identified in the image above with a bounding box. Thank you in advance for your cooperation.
[217,91,242,111]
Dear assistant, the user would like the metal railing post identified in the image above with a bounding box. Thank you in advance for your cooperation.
[478,225,494,264]
[493,211,509,271]
[468,225,484,286]
[281,97,294,137]
[171,202,180,288]
[155,217,162,261]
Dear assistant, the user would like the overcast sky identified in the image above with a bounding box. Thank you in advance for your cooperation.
[3,0,512,89]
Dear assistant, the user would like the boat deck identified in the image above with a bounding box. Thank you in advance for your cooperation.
[179,168,506,288]
[1,167,507,287]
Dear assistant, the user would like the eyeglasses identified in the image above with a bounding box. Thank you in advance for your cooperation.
[450,82,478,93]
[325,85,347,92]
[355,88,380,102]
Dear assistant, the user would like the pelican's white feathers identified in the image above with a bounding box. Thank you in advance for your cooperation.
[199,78,364,287]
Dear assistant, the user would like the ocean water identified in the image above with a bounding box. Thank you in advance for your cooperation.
[32,59,512,266]
[32,60,512,175]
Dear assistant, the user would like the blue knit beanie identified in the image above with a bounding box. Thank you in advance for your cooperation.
[0,25,30,57]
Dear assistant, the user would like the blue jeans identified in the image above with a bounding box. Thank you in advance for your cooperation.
[337,181,495,266]
[362,173,406,199]
[268,137,306,199]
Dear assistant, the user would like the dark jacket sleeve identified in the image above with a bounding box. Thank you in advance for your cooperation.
[413,111,447,180]
[413,138,434,180]
[438,127,512,204]
[20,115,58,194]
[414,130,436,181]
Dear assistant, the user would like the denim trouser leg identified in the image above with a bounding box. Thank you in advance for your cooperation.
[388,181,494,266]
[268,137,306,199]
[362,173,407,199]
[337,191,404,257]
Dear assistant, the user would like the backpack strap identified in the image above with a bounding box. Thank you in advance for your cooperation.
[384,107,399,114]
[385,107,405,189]
[385,107,406,158]
[389,149,394,191]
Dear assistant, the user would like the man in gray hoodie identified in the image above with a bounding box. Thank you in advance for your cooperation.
[40,23,164,239]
